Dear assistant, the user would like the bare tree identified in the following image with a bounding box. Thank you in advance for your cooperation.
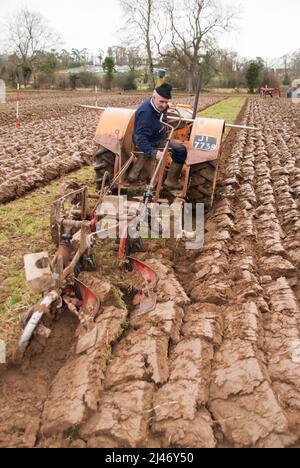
[291,50,300,77]
[156,0,236,92]
[107,45,142,70]
[119,0,158,87]
[98,50,104,66]
[71,48,91,69]
[127,47,143,71]
[216,49,247,88]
[109,46,128,67]
[4,8,61,86]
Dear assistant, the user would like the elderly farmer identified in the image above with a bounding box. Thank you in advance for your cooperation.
[128,82,187,189]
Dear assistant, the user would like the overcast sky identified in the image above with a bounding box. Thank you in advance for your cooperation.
[0,0,298,63]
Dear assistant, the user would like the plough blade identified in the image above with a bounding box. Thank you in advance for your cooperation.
[127,257,158,289]
[127,257,158,314]
[74,279,101,317]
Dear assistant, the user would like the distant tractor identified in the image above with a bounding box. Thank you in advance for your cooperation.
[260,86,281,98]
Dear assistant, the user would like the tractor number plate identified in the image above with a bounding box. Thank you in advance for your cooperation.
[193,135,217,151]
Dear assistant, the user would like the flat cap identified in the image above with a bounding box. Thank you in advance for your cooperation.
[155,82,172,99]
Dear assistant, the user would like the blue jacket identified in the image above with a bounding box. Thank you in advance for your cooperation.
[133,98,166,159]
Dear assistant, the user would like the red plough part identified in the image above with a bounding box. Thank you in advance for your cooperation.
[119,223,159,314]
[74,279,101,318]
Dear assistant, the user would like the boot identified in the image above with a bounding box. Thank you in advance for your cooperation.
[164,162,183,190]
[128,154,148,182]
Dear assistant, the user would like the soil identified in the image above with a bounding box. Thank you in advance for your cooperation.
[1,96,300,448]
[0,91,224,204]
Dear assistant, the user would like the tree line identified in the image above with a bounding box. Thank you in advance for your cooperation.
[0,3,299,92]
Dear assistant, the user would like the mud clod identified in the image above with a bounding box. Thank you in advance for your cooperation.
[1,96,300,447]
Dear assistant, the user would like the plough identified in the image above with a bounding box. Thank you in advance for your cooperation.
[18,121,175,355]
[18,97,258,355]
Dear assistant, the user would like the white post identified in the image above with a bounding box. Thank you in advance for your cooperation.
[0,339,6,364]
[0,79,6,104]
[16,83,20,128]
[95,85,98,107]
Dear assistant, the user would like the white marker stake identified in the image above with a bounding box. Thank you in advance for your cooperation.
[16,83,20,128]
[95,85,98,107]
[0,79,6,104]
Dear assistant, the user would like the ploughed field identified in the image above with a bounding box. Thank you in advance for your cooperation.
[0,91,223,204]
[1,97,300,448]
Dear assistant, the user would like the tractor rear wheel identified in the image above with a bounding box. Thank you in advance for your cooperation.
[94,148,115,191]
[188,161,217,208]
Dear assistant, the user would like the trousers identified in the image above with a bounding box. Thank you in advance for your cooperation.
[136,139,187,164]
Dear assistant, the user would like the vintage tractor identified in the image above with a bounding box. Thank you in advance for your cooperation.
[92,101,254,208]
[260,86,281,98]
[18,91,256,356]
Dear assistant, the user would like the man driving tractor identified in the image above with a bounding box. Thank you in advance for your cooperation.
[128,82,187,190]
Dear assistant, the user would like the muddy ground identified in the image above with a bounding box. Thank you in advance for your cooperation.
[0,97,300,448]
[0,91,223,204]
[1,91,223,126]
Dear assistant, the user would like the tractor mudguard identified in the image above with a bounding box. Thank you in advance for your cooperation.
[94,107,136,156]
[186,117,225,165]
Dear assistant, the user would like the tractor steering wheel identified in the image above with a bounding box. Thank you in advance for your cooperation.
[166,107,182,130]
[174,107,182,130]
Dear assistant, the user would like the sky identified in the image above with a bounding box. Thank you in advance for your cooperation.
[0,0,299,63]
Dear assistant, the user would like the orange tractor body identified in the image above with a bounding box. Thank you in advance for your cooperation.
[94,103,225,206]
